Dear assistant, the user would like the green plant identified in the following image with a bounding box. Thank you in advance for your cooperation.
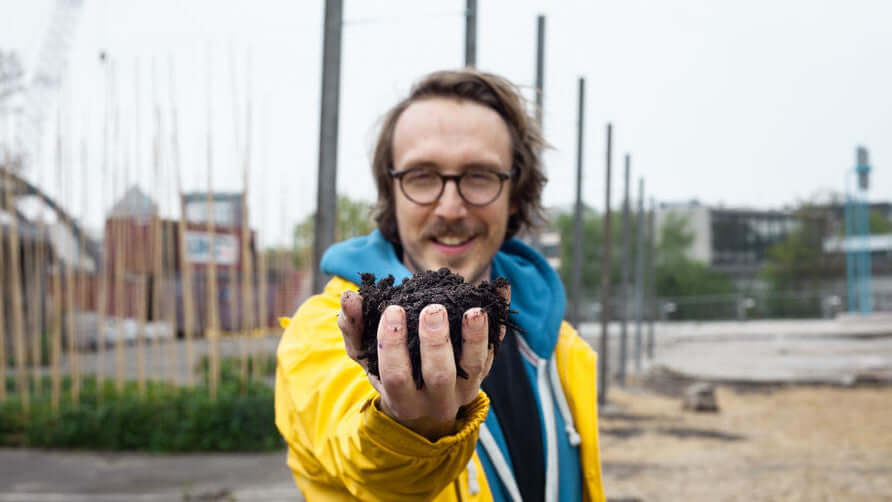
[0,375,282,452]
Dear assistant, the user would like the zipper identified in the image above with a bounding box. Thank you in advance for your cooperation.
[454,478,464,501]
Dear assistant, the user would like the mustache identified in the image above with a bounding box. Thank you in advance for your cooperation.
[421,219,484,240]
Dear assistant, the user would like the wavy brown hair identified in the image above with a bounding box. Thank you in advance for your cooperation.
[371,69,547,245]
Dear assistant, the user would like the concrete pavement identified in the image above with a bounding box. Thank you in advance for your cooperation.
[0,448,301,502]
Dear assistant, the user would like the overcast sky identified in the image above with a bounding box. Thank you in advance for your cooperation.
[1,0,891,247]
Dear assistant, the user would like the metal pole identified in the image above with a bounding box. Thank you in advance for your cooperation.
[646,197,656,359]
[465,0,477,67]
[619,154,631,385]
[313,0,343,293]
[570,78,584,327]
[530,14,545,252]
[598,123,613,406]
[633,178,645,372]
[534,15,545,128]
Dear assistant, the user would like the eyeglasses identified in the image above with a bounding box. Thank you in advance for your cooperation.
[390,166,513,207]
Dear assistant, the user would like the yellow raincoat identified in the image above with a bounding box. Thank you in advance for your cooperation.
[275,277,605,501]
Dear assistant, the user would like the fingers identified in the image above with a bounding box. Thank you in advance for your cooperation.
[418,304,456,420]
[376,305,414,417]
[456,308,489,403]
[338,291,365,363]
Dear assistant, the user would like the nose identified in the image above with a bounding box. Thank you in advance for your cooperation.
[433,178,468,220]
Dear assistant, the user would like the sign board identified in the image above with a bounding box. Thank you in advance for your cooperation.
[823,234,892,253]
[185,231,239,265]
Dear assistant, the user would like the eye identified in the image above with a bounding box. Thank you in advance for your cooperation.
[464,169,498,186]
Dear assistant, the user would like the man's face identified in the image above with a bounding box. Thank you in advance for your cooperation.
[392,97,514,285]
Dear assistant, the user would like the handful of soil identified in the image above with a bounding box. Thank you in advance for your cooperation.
[357,268,518,389]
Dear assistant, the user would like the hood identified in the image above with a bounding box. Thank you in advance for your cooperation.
[321,229,566,358]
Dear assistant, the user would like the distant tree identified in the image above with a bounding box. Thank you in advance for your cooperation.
[759,204,840,317]
[555,207,604,299]
[870,210,892,234]
[555,208,734,319]
[293,196,376,268]
[654,213,735,298]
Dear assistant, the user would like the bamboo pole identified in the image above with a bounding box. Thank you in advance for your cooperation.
[73,138,90,403]
[114,92,127,394]
[255,99,270,376]
[0,168,7,404]
[135,272,147,397]
[256,245,268,374]
[113,210,125,393]
[228,48,247,384]
[63,143,79,405]
[240,59,256,383]
[5,153,29,413]
[95,57,112,400]
[205,52,221,399]
[32,152,48,395]
[50,236,63,411]
[150,60,165,385]
[106,60,124,394]
[163,221,177,385]
[25,202,40,393]
[133,59,147,397]
[169,58,195,388]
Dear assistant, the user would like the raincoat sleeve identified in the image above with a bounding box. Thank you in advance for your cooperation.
[274,277,490,501]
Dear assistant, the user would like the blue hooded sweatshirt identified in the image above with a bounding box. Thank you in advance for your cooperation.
[321,230,582,501]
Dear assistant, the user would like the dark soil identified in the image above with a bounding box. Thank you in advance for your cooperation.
[357,268,518,389]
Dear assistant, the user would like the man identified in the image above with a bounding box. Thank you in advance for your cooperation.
[276,69,605,501]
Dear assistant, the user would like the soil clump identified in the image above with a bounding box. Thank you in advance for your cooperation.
[358,268,517,389]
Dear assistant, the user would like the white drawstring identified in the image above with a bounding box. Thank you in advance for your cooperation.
[549,357,582,446]
[467,458,480,496]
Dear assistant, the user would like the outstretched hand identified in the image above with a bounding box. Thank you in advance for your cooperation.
[337,286,510,441]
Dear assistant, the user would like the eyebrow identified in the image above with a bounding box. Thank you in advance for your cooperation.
[403,160,507,172]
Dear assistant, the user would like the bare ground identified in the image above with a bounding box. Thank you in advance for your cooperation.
[599,383,892,502]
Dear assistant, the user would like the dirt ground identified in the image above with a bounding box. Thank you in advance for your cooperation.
[599,383,892,502]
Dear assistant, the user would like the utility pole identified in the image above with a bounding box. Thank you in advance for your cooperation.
[531,14,545,251]
[646,197,656,359]
[598,123,613,406]
[313,0,343,293]
[570,78,585,327]
[534,15,545,127]
[465,0,477,67]
[619,154,631,386]
[633,178,645,372]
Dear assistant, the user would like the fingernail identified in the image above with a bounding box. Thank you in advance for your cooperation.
[385,306,402,328]
[464,308,484,330]
[423,306,446,331]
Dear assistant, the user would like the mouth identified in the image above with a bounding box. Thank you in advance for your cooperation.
[430,235,476,256]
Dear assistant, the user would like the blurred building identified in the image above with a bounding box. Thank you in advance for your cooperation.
[101,187,305,334]
[655,201,802,279]
[656,200,892,311]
